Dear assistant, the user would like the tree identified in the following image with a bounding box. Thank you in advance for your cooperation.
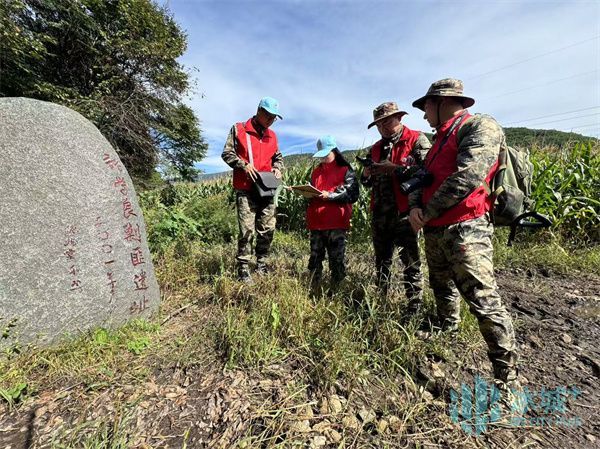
[1,0,207,182]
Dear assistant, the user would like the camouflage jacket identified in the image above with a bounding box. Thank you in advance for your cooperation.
[421,113,504,222]
[221,121,285,172]
[360,128,431,215]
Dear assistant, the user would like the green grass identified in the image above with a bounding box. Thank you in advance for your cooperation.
[50,409,133,449]
[493,228,600,275]
[0,319,159,408]
[2,230,598,447]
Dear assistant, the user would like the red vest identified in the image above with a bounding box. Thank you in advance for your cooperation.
[371,126,422,213]
[423,113,498,226]
[232,120,279,191]
[306,161,352,230]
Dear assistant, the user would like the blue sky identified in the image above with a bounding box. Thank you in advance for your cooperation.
[161,0,600,173]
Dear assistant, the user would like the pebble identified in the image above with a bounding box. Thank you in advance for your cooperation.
[312,420,332,432]
[325,428,342,443]
[561,333,572,344]
[431,363,445,379]
[377,419,389,434]
[358,407,376,424]
[290,419,311,433]
[528,334,543,348]
[327,395,343,415]
[342,415,360,430]
[311,435,327,448]
[586,434,596,443]
[388,415,404,433]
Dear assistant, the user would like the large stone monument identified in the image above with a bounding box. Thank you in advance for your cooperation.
[0,98,160,349]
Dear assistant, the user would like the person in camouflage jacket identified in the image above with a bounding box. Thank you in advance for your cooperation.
[221,97,284,282]
[361,102,431,315]
[409,79,519,393]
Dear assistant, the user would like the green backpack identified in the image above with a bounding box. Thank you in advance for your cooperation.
[488,140,534,226]
[487,138,551,244]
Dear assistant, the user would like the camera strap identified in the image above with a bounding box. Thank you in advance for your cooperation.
[425,111,469,169]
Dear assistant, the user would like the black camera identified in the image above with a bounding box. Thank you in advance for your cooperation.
[397,167,434,194]
[355,155,373,168]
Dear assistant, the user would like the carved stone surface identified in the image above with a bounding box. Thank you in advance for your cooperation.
[0,98,160,349]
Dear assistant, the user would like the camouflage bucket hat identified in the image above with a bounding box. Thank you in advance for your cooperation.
[412,78,475,111]
[367,102,408,129]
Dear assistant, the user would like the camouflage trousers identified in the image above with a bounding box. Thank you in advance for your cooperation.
[424,214,518,381]
[308,229,347,287]
[372,211,423,304]
[235,190,276,271]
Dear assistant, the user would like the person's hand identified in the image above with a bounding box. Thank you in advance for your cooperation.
[319,191,330,200]
[371,160,397,176]
[272,168,282,179]
[409,208,426,232]
[244,163,259,181]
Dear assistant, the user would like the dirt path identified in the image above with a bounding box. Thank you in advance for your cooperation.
[492,268,600,448]
[1,269,598,448]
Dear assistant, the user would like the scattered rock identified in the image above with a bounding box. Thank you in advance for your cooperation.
[341,415,360,430]
[586,434,596,443]
[561,333,573,344]
[312,420,332,433]
[358,407,376,424]
[325,428,342,443]
[376,419,389,434]
[528,334,543,348]
[329,395,344,415]
[388,415,404,433]
[431,362,445,379]
[289,419,311,433]
[311,435,327,448]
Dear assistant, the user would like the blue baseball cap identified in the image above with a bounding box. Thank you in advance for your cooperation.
[313,135,338,158]
[258,96,283,119]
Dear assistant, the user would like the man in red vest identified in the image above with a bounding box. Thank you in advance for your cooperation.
[361,102,431,315]
[221,97,284,282]
[409,79,520,395]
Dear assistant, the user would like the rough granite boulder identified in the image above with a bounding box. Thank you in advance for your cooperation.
[0,98,160,349]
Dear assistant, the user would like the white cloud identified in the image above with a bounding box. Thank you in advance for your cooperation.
[167,0,600,172]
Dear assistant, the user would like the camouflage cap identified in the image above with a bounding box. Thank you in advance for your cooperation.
[367,102,408,129]
[412,78,475,111]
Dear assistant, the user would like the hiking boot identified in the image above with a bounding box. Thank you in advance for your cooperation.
[406,300,422,316]
[237,267,252,283]
[308,270,322,288]
[493,378,527,425]
[256,263,269,276]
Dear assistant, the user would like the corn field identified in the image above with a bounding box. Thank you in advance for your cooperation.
[139,142,600,251]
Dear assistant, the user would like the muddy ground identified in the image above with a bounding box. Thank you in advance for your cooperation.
[1,268,598,448]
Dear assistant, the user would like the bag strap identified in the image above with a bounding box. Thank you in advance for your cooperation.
[235,122,254,166]
[245,131,254,166]
[483,136,508,198]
